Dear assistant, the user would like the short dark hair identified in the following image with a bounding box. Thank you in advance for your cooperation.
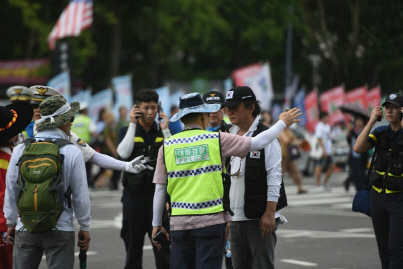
[180,113,202,125]
[319,111,329,120]
[135,89,158,104]
[243,100,261,118]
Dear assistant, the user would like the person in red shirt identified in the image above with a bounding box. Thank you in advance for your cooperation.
[0,102,33,268]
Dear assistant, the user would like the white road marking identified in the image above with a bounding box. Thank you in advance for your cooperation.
[288,197,352,206]
[42,251,98,259]
[339,228,373,233]
[281,259,317,266]
[277,229,375,239]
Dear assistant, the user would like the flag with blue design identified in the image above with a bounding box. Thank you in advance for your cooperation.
[293,89,307,128]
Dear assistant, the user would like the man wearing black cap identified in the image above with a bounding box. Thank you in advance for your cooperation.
[203,90,231,132]
[354,92,403,269]
[222,86,287,269]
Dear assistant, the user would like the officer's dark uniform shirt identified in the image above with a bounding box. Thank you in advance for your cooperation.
[368,125,403,148]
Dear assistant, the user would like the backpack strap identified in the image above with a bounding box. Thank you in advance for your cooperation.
[53,138,72,149]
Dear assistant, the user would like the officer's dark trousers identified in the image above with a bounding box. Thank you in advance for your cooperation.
[121,190,170,269]
[170,223,226,269]
[369,189,403,269]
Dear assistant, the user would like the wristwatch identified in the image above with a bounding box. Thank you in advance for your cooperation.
[6,223,16,228]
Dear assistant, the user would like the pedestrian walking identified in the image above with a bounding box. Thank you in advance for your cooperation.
[4,96,91,269]
[314,112,335,191]
[0,101,33,269]
[117,89,171,269]
[151,92,301,269]
[354,93,403,269]
[224,86,288,269]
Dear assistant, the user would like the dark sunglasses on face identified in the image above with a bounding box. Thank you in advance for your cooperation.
[32,104,39,109]
[70,117,75,123]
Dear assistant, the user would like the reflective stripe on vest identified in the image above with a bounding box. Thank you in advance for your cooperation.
[164,129,223,216]
[71,115,91,143]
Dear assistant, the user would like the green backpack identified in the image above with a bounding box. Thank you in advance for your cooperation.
[16,138,72,233]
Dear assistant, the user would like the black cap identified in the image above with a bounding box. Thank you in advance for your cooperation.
[222,86,256,108]
[382,92,403,108]
[203,91,225,104]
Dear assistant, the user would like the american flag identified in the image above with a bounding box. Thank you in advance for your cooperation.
[47,0,93,50]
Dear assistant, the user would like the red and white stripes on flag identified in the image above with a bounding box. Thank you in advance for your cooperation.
[47,0,93,50]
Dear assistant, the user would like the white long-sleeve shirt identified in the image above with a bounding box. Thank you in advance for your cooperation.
[4,128,91,231]
[229,116,283,221]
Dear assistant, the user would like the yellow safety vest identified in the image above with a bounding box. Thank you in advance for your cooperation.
[164,129,223,216]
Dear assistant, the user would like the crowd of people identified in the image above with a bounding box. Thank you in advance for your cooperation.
[0,85,402,269]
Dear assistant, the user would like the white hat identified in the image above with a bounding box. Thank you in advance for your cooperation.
[29,85,62,105]
[6,86,32,102]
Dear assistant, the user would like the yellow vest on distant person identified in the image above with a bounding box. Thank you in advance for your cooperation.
[71,115,92,143]
[164,129,223,216]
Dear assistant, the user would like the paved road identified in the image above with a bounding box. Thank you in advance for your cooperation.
[38,171,381,269]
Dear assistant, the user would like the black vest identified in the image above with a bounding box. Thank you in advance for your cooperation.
[226,123,288,219]
[370,128,403,191]
[122,124,164,194]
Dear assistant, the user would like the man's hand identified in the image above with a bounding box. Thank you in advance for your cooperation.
[124,155,154,173]
[370,106,383,123]
[7,227,15,246]
[129,105,143,124]
[78,230,91,253]
[279,108,302,127]
[151,226,170,251]
[259,212,275,238]
[159,112,169,130]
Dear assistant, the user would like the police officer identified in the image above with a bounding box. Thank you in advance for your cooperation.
[117,89,171,269]
[354,92,403,269]
[6,86,33,103]
[203,90,231,132]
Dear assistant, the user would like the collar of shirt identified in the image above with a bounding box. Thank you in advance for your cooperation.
[35,128,69,140]
[138,121,159,133]
[229,115,261,137]
[184,123,202,130]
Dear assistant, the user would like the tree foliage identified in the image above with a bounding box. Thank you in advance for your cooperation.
[1,0,402,93]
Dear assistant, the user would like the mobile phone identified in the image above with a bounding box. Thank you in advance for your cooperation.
[153,231,170,246]
[158,101,163,120]
[132,156,150,166]
[143,158,157,167]
[134,105,142,120]
[377,116,382,122]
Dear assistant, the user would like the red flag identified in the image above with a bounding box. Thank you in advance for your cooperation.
[47,0,93,50]
[304,90,319,133]
[319,86,345,126]
[367,86,381,111]
[344,86,368,122]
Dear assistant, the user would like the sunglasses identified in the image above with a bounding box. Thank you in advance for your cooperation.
[226,157,242,177]
[70,117,75,123]
[32,104,39,109]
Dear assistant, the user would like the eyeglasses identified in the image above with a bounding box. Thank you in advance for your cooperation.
[32,104,39,109]
[226,157,243,177]
[70,117,75,123]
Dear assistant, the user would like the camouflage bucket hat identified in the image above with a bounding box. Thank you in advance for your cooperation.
[36,95,80,131]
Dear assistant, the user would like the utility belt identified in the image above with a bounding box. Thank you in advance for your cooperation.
[122,170,154,194]
[369,171,403,193]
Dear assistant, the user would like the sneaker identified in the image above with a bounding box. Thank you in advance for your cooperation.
[324,183,332,192]
[313,185,325,191]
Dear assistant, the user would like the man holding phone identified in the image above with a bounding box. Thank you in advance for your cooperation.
[117,89,171,269]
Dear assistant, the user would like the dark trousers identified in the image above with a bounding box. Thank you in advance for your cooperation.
[170,223,226,269]
[369,189,403,269]
[121,190,170,269]
[351,157,367,192]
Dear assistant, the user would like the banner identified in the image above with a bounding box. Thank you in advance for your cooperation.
[111,75,133,120]
[345,86,367,108]
[48,71,71,101]
[367,86,381,111]
[319,86,345,126]
[154,86,171,117]
[293,89,307,128]
[71,89,91,108]
[285,75,300,108]
[304,90,319,133]
[232,63,274,111]
[88,89,113,121]
[0,59,49,84]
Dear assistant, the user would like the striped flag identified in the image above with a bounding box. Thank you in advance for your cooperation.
[47,0,93,50]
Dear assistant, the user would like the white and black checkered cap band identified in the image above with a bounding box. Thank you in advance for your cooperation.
[172,198,223,210]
